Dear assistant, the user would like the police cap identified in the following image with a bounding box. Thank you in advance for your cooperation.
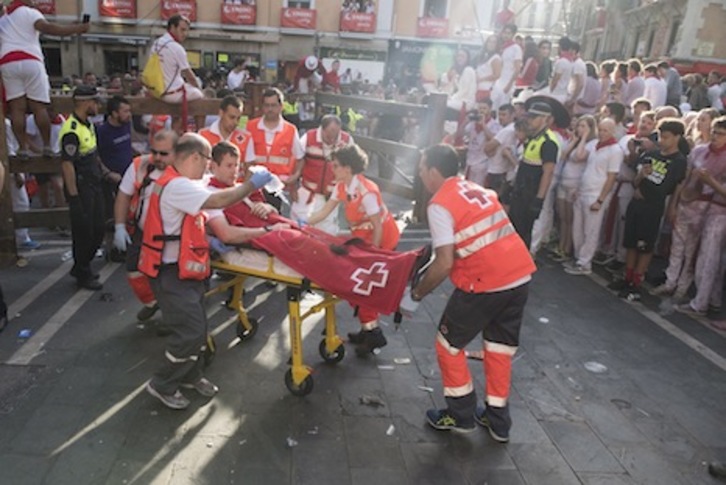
[73,84,100,101]
[526,102,552,117]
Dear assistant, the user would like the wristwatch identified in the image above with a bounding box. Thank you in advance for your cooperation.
[263,225,272,232]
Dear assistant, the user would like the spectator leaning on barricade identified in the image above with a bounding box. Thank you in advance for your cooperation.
[0,0,88,158]
[611,118,688,302]
[149,14,205,131]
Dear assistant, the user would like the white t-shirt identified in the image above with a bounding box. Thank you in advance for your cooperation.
[617,135,638,183]
[0,6,44,60]
[245,118,305,164]
[427,203,455,248]
[495,43,523,94]
[450,66,477,109]
[118,162,164,228]
[151,32,190,93]
[476,54,501,90]
[158,177,211,263]
[560,139,595,189]
[465,119,500,167]
[227,69,248,90]
[624,76,645,107]
[578,143,623,197]
[551,57,573,97]
[643,77,667,109]
[488,123,517,175]
[330,176,379,216]
[708,84,724,111]
[568,57,587,101]
[27,114,63,153]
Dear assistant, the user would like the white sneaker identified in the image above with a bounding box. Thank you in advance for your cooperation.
[650,283,675,296]
[564,264,592,276]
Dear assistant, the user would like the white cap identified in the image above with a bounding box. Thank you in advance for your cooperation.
[304,56,318,71]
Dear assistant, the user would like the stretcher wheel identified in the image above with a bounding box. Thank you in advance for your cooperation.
[285,369,314,396]
[204,334,217,367]
[236,317,258,341]
[318,339,345,364]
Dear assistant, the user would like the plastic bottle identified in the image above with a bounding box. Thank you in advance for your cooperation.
[248,166,289,205]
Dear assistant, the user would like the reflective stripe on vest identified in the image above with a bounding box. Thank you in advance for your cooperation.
[522,129,557,167]
[247,117,296,175]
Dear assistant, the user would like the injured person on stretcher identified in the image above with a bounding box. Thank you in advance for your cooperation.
[203,141,427,354]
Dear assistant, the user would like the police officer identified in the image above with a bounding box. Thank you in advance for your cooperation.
[507,102,559,249]
[60,85,118,290]
[411,144,535,438]
[139,133,272,410]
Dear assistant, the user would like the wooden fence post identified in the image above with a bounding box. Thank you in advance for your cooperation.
[413,92,447,224]
[0,100,17,267]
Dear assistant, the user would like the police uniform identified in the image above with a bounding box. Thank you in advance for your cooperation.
[424,177,535,436]
[60,86,106,287]
[508,126,559,249]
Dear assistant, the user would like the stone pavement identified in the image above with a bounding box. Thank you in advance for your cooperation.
[0,224,725,485]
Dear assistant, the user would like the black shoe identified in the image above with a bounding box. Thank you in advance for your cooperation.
[474,405,511,443]
[708,461,726,478]
[70,267,100,280]
[607,279,628,292]
[354,328,387,356]
[605,260,625,274]
[347,329,365,344]
[618,284,641,301]
[137,303,160,322]
[426,408,475,434]
[77,278,103,291]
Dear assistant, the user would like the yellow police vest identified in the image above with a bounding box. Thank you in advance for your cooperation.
[58,114,98,162]
[346,108,363,133]
[522,129,558,167]
[283,101,299,115]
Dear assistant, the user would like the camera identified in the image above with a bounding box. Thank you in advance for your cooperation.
[467,110,481,122]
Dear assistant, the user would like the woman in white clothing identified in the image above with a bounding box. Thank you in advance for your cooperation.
[444,49,477,113]
[553,115,597,261]
[475,35,503,107]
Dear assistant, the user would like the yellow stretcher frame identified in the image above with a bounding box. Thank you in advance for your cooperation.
[205,257,344,396]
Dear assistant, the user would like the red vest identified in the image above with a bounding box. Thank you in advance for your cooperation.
[247,117,297,176]
[138,167,210,281]
[199,124,250,158]
[336,174,400,250]
[301,128,351,196]
[430,177,536,293]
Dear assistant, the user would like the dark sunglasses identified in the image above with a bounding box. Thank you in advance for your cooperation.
[150,149,171,156]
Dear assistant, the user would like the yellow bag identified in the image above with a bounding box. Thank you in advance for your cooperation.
[141,40,176,99]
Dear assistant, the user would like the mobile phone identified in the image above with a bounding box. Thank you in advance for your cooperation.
[82,14,90,23]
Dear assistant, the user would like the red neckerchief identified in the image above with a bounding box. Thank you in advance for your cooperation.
[167,30,181,43]
[596,137,617,150]
[500,40,516,52]
[7,0,26,14]
[208,177,231,189]
[626,123,637,135]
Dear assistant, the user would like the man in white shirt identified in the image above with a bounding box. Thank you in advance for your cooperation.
[462,99,501,187]
[149,15,205,130]
[567,41,586,109]
[643,64,667,109]
[543,37,573,104]
[226,58,249,91]
[494,24,523,105]
[707,71,724,111]
[0,1,88,157]
[623,59,645,109]
[484,105,518,194]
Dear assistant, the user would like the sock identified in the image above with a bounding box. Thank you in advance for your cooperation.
[632,273,643,287]
[625,268,634,283]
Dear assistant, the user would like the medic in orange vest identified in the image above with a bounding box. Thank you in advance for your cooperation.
[113,130,177,323]
[198,95,250,168]
[244,87,305,184]
[290,114,353,234]
[409,144,535,439]
[308,144,400,356]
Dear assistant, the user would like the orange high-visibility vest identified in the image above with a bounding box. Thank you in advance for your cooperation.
[430,177,536,292]
[246,117,297,176]
[138,166,210,281]
[199,124,250,158]
[336,174,399,250]
[301,128,351,196]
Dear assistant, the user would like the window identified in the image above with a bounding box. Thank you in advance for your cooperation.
[527,2,537,28]
[421,0,447,18]
[666,20,680,56]
[43,46,61,77]
[285,0,314,8]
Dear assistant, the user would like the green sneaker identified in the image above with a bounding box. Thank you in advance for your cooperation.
[426,408,475,434]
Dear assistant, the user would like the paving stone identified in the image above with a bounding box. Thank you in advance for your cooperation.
[578,402,647,445]
[43,428,125,485]
[616,445,691,485]
[0,453,52,485]
[344,416,404,469]
[507,395,551,445]
[293,438,350,485]
[400,442,468,485]
[105,457,174,485]
[351,467,409,485]
[464,469,527,485]
[542,420,624,473]
[578,472,638,484]
[43,366,110,406]
[508,442,582,485]
[9,402,86,455]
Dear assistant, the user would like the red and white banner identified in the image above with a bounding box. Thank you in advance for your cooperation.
[416,17,449,38]
[221,3,256,25]
[98,0,136,19]
[161,0,197,22]
[340,12,375,33]
[34,0,56,15]
[280,7,316,30]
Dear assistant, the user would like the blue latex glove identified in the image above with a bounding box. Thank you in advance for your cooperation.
[113,223,132,252]
[209,236,233,255]
[249,169,273,189]
[296,218,308,228]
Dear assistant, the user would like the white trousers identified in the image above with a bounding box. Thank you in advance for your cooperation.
[573,193,610,270]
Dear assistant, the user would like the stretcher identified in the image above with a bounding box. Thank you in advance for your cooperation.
[205,247,344,397]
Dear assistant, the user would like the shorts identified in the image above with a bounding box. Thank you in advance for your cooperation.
[623,199,663,252]
[161,84,204,104]
[556,184,577,201]
[0,60,50,104]
[438,284,529,349]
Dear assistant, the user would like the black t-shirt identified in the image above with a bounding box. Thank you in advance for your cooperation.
[515,136,558,192]
[636,150,687,206]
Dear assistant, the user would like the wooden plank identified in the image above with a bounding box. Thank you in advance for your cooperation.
[355,136,421,160]
[51,96,223,117]
[14,208,70,229]
[9,156,62,174]
[366,175,415,200]
[316,92,428,118]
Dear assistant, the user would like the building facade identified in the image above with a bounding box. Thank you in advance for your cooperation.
[39,0,570,82]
